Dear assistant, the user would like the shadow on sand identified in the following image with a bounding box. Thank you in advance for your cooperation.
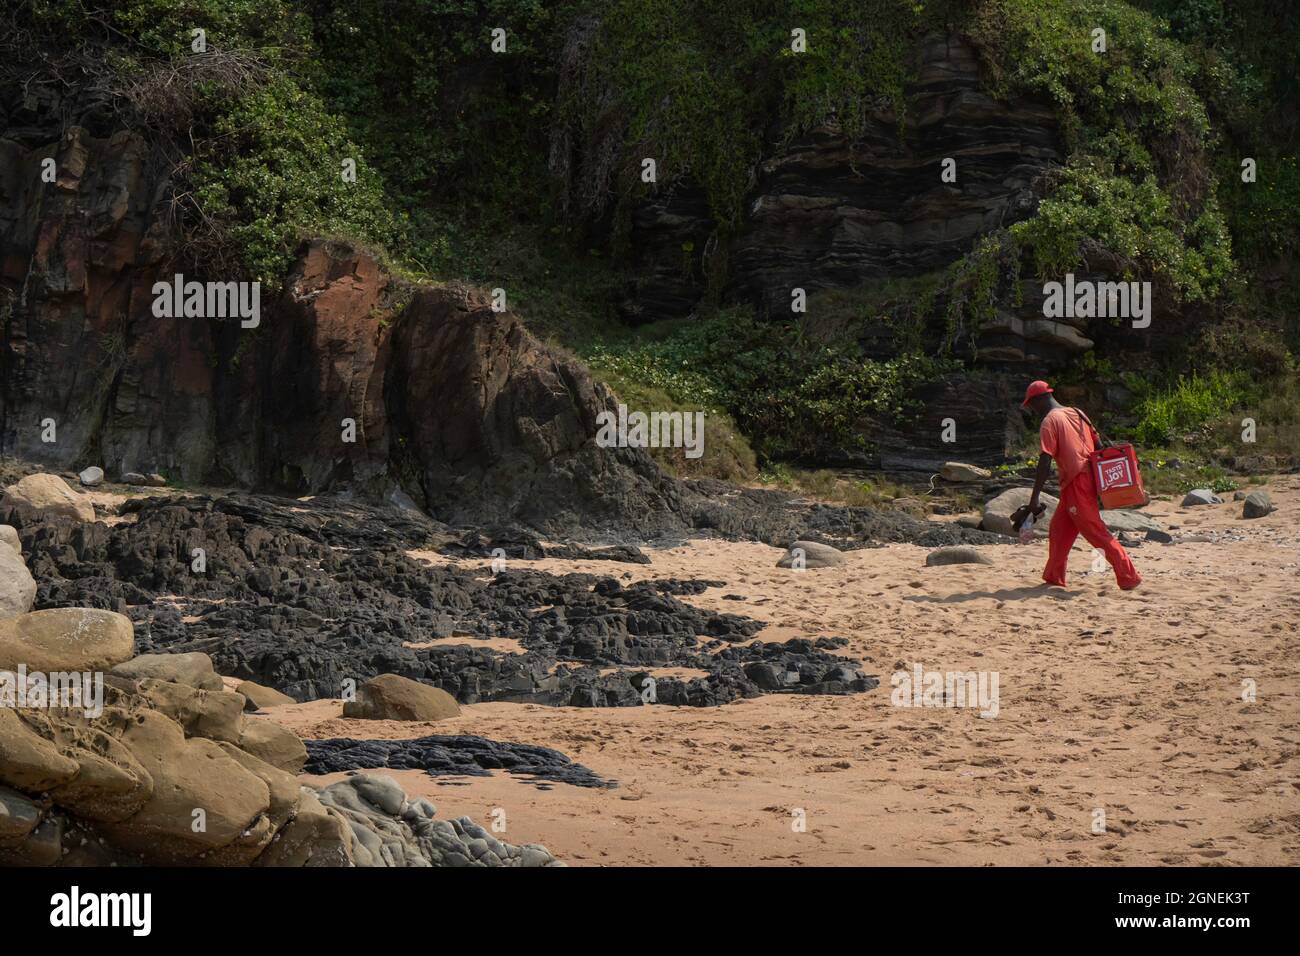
[904,584,1081,604]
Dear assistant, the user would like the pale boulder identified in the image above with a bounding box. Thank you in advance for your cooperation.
[111,652,225,691]
[343,674,461,722]
[1,474,94,523]
[775,540,845,569]
[237,680,297,710]
[982,488,1058,536]
[238,718,309,774]
[940,462,992,482]
[97,708,273,864]
[0,608,135,672]
[0,544,36,621]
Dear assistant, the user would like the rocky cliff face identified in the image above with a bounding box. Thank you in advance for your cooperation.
[258,244,684,529]
[0,32,1102,500]
[733,37,1060,314]
[0,122,192,475]
[622,35,1083,370]
[0,81,680,529]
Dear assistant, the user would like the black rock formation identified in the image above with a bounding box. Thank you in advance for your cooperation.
[6,490,888,707]
[305,735,617,790]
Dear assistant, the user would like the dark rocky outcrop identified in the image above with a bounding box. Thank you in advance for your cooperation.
[0,75,682,529]
[4,491,894,706]
[621,37,1064,354]
[305,735,616,790]
[732,37,1059,316]
[1,182,683,532]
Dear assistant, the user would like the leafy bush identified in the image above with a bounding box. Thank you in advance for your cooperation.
[1124,370,1250,445]
[971,0,1237,303]
[559,0,939,237]
[192,76,404,284]
[1141,460,1237,496]
[585,308,955,461]
[306,0,554,222]
[1222,155,1300,259]
[1009,162,1234,300]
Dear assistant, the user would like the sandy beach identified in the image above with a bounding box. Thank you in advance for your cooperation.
[255,476,1300,866]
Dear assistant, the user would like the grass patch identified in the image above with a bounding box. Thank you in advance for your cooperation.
[756,466,918,510]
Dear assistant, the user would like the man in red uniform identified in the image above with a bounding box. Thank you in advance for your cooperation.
[1015,380,1142,590]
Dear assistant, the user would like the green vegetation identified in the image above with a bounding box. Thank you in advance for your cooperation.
[757,466,927,510]
[970,0,1237,302]
[1009,164,1234,301]
[7,0,1297,478]
[1123,370,1250,446]
[585,309,955,460]
[192,76,405,284]
[1140,459,1237,497]
[563,0,937,231]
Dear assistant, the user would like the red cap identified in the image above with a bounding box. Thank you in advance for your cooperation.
[1022,380,1053,407]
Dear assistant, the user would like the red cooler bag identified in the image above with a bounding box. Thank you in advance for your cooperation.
[1074,410,1146,510]
[1091,444,1145,509]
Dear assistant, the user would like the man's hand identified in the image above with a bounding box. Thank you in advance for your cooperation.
[1010,502,1047,531]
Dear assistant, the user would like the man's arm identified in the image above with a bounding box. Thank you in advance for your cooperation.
[1029,452,1053,510]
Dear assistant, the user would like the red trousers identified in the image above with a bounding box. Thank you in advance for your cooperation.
[1044,466,1142,589]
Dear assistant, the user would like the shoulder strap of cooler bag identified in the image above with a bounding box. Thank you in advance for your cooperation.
[1071,408,1108,448]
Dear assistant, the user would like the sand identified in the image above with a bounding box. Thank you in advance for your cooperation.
[266,476,1299,866]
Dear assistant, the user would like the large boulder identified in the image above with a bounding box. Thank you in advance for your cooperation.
[238,719,308,774]
[78,467,104,487]
[1,474,94,523]
[925,546,994,567]
[96,708,274,864]
[1242,490,1276,519]
[775,540,845,569]
[130,678,247,744]
[343,674,461,722]
[0,705,152,823]
[111,652,224,691]
[982,488,1058,536]
[940,462,992,482]
[1101,510,1163,534]
[0,708,80,792]
[253,789,354,867]
[0,608,134,672]
[237,680,297,711]
[0,544,36,621]
[216,743,301,836]
[1181,488,1222,506]
[0,526,19,555]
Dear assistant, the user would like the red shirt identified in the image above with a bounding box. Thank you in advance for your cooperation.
[1040,407,1095,489]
